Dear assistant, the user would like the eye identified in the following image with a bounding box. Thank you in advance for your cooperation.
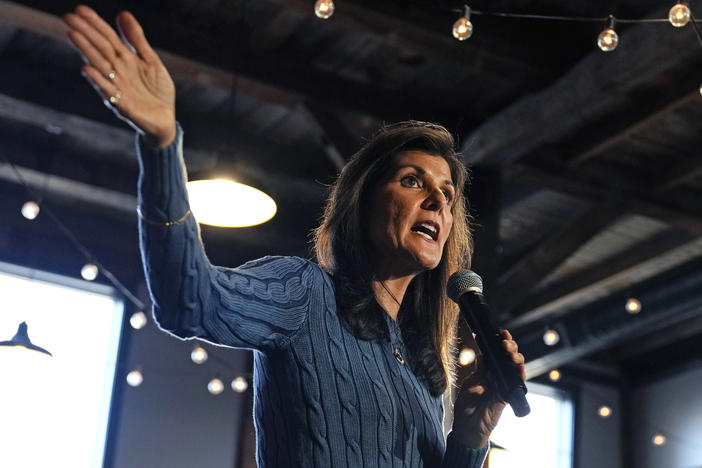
[400,174,421,188]
[442,189,454,205]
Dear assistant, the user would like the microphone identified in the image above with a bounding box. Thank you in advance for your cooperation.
[447,270,531,417]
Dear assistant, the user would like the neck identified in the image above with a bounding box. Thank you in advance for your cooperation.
[372,274,415,321]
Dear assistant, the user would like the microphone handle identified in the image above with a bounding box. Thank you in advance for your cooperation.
[458,292,531,417]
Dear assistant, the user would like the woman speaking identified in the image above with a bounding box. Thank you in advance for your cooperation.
[63,5,526,467]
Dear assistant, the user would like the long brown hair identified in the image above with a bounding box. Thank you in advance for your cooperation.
[313,121,472,396]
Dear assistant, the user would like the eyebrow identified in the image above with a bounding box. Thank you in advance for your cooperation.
[397,164,455,188]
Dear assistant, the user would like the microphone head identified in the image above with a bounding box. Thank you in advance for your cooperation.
[447,270,484,302]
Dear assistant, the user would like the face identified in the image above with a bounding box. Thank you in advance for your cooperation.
[367,150,455,277]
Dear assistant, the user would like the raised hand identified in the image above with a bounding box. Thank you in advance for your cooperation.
[451,329,526,449]
[64,5,176,147]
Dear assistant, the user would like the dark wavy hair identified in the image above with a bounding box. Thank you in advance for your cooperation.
[313,121,472,397]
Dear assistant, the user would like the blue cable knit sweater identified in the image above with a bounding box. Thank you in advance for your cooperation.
[136,125,489,467]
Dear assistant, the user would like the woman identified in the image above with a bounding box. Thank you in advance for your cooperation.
[63,6,526,467]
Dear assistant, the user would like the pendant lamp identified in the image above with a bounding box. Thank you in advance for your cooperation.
[0,321,52,356]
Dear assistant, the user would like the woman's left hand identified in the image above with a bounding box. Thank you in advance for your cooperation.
[450,329,526,449]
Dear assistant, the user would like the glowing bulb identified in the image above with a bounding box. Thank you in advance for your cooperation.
[543,329,560,346]
[191,346,208,364]
[698,82,702,96]
[625,298,642,314]
[129,311,147,329]
[549,369,561,382]
[597,28,619,52]
[208,378,224,395]
[669,3,691,27]
[21,201,40,220]
[452,6,473,41]
[126,370,143,387]
[186,179,276,227]
[652,434,666,446]
[458,348,476,366]
[314,0,335,19]
[231,376,249,393]
[598,405,612,418]
[81,263,98,281]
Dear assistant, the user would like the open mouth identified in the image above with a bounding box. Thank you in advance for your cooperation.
[410,221,439,241]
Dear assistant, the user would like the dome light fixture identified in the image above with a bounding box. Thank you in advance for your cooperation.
[130,311,147,330]
[185,179,277,228]
[548,369,561,382]
[21,201,40,220]
[0,321,52,356]
[231,376,249,393]
[543,328,560,346]
[598,405,612,418]
[208,378,225,395]
[191,346,208,365]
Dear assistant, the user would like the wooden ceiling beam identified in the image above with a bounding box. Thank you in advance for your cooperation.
[495,202,622,316]
[460,7,702,167]
[506,228,700,328]
[0,1,302,109]
[509,163,702,234]
[564,90,698,167]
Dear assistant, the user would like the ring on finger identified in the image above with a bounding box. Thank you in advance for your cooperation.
[107,71,116,81]
[109,92,121,105]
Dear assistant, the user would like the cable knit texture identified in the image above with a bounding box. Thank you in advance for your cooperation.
[136,124,489,467]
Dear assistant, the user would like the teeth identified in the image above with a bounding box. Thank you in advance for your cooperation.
[419,222,437,234]
[415,231,434,241]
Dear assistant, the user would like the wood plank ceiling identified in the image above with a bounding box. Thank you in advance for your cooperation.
[1,0,701,386]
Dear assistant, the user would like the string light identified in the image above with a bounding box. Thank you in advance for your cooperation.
[81,263,98,281]
[652,434,666,446]
[669,2,691,27]
[626,297,642,314]
[452,5,473,41]
[126,369,143,387]
[543,328,560,346]
[191,346,208,364]
[21,201,40,220]
[208,378,224,395]
[598,15,619,52]
[598,405,613,418]
[458,347,476,366]
[548,369,561,382]
[314,0,335,19]
[231,376,249,393]
[129,311,147,330]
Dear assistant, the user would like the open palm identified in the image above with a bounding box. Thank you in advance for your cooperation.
[64,5,176,147]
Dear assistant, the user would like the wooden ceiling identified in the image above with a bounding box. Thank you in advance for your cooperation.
[1,0,701,387]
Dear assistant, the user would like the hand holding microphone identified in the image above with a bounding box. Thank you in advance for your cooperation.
[447,270,530,418]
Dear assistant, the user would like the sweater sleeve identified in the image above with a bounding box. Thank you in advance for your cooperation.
[136,124,315,351]
[442,432,490,467]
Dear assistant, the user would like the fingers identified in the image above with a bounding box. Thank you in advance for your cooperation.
[81,65,120,108]
[116,11,159,63]
[68,30,113,76]
[501,329,527,380]
[75,5,129,57]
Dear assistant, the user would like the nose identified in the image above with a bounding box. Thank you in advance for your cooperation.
[421,184,445,211]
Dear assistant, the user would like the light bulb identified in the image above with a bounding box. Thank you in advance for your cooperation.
[314,0,335,19]
[130,311,147,330]
[698,82,702,96]
[186,179,276,227]
[21,201,40,220]
[598,405,612,418]
[126,370,143,387]
[208,378,224,395]
[231,376,249,393]
[452,6,473,41]
[191,346,208,364]
[598,28,619,52]
[549,369,561,382]
[543,329,560,346]
[652,434,666,446]
[669,3,691,27]
[81,263,99,281]
[625,298,642,314]
[458,348,476,366]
